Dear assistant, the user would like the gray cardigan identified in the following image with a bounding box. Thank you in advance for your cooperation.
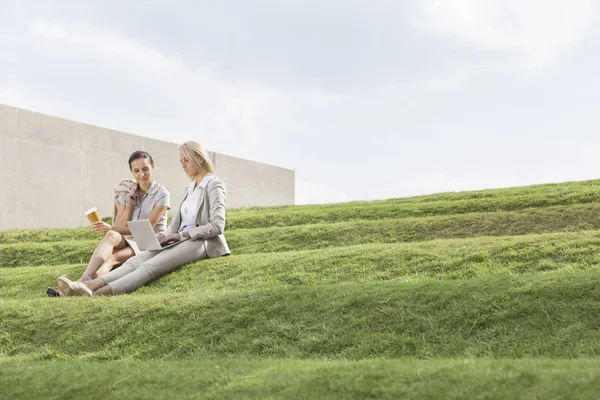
[165,177,231,258]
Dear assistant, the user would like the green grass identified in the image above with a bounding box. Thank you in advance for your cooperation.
[225,183,600,229]
[226,203,600,254]
[3,179,600,399]
[0,226,99,245]
[231,178,600,210]
[4,203,600,268]
[3,231,600,300]
[2,359,600,400]
[2,272,600,360]
[2,179,600,243]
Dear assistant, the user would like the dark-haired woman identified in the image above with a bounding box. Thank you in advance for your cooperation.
[48,151,170,296]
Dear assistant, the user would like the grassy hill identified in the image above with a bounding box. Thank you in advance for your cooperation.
[2,179,600,399]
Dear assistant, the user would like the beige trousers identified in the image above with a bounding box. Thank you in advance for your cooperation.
[100,239,208,294]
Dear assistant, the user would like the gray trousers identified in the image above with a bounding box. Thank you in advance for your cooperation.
[100,239,208,294]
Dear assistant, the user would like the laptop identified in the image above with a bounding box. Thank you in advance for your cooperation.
[127,219,189,251]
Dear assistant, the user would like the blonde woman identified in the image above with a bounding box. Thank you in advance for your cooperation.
[57,141,230,296]
[47,151,170,297]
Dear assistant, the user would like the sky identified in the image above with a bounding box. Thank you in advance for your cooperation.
[1,0,599,204]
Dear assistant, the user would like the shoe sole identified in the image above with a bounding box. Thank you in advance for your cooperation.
[56,277,74,296]
[58,276,93,297]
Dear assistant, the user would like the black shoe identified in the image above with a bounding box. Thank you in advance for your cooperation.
[46,287,60,297]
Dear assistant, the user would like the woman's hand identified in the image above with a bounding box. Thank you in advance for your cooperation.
[127,189,138,204]
[158,233,180,245]
[92,221,112,233]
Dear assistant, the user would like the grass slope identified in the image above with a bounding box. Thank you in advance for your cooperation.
[3,230,600,300]
[2,359,600,400]
[231,178,600,210]
[2,179,600,243]
[3,179,600,399]
[2,272,600,360]
[4,203,600,268]
[226,186,600,229]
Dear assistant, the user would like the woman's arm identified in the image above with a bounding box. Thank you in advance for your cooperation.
[111,204,168,236]
[163,188,185,236]
[159,212,178,242]
[113,200,133,228]
[186,181,226,241]
[91,198,134,234]
[109,201,135,235]
[146,205,169,228]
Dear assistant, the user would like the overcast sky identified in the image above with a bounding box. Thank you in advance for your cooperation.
[1,0,599,204]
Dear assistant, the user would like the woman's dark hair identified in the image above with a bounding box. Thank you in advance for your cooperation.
[128,151,155,170]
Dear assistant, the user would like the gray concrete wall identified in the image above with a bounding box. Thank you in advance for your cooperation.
[214,153,295,208]
[0,104,295,230]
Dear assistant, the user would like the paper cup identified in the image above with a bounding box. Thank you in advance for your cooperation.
[85,207,101,224]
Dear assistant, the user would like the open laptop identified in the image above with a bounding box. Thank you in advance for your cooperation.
[127,219,189,251]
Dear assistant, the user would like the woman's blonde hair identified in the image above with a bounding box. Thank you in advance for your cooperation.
[179,141,216,176]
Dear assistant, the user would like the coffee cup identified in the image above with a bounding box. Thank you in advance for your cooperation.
[85,207,101,224]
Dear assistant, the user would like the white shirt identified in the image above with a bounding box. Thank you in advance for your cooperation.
[179,175,214,233]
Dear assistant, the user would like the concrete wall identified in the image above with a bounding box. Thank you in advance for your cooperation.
[214,153,295,208]
[0,104,295,230]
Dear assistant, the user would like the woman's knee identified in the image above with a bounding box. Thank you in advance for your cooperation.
[103,230,122,246]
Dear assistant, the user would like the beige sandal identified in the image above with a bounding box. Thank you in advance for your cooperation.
[57,276,94,297]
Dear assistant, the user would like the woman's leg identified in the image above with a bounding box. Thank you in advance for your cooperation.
[81,250,158,295]
[94,246,136,278]
[78,231,128,281]
[97,240,208,296]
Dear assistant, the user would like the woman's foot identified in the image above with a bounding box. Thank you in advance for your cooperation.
[56,276,94,297]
